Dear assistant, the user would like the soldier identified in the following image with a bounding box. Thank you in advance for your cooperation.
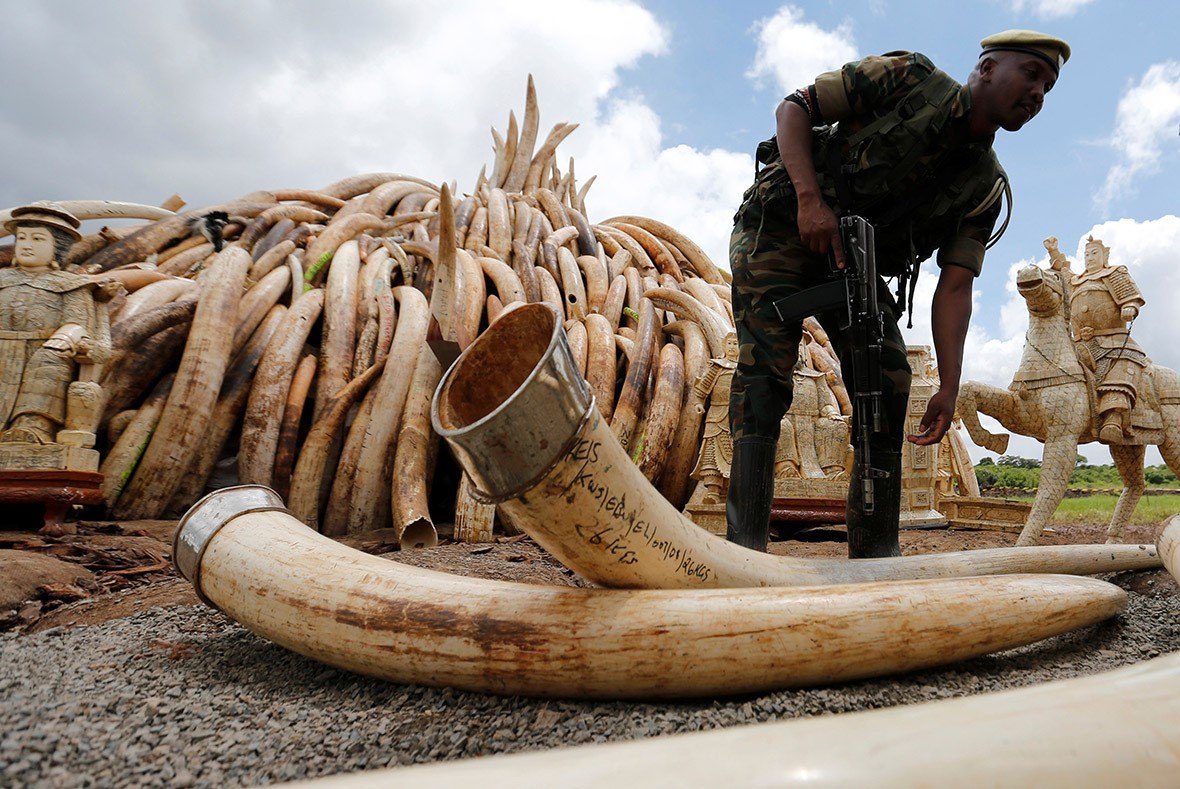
[1070,236,1147,443]
[727,30,1069,556]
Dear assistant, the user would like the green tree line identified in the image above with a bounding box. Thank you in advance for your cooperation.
[974,455,1179,489]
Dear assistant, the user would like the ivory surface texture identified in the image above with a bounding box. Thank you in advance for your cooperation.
[298,650,1180,788]
[194,506,1126,699]
[435,304,1161,589]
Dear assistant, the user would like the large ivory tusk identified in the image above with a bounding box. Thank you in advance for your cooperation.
[392,352,444,548]
[169,306,287,511]
[0,200,175,239]
[608,222,683,281]
[316,240,360,421]
[304,650,1180,786]
[114,247,251,519]
[432,304,1160,588]
[603,214,724,284]
[344,287,428,534]
[174,486,1126,700]
[115,278,198,324]
[80,199,274,273]
[317,173,437,201]
[239,288,325,487]
[1161,515,1180,580]
[502,75,539,193]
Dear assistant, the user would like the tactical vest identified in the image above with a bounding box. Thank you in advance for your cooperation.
[754,67,1007,278]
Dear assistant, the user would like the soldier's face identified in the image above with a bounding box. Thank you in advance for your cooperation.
[984,54,1056,132]
[13,225,56,269]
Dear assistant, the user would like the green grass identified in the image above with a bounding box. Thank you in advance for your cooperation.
[1010,493,1180,525]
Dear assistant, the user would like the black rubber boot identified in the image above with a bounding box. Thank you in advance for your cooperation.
[846,449,903,559]
[725,436,777,552]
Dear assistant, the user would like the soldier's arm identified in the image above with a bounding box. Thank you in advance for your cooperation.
[777,53,929,269]
[775,100,845,268]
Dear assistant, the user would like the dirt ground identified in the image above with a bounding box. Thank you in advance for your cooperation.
[1,513,1171,634]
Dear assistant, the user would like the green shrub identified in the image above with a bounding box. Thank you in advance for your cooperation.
[1145,465,1178,485]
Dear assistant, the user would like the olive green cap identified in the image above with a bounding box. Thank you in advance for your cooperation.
[980,29,1071,75]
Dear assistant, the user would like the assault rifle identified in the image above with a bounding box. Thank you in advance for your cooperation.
[770,215,890,513]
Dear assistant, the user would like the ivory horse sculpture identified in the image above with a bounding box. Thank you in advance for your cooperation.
[957,264,1180,545]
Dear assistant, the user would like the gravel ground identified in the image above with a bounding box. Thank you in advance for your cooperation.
[3,567,1178,788]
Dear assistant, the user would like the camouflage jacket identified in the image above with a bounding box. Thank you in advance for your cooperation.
[753,51,1005,277]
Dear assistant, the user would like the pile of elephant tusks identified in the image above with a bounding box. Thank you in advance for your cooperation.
[0,75,823,543]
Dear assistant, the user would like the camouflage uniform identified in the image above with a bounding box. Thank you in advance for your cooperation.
[730,51,1004,448]
[727,52,1005,556]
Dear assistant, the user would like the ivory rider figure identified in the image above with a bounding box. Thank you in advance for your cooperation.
[691,332,739,504]
[1070,235,1147,443]
[0,203,111,448]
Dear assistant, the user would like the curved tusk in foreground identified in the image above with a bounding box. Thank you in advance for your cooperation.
[1160,515,1180,580]
[302,650,1180,787]
[431,303,1160,589]
[174,486,1125,700]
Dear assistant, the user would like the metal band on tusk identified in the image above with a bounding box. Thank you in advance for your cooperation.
[433,303,592,503]
[466,399,597,505]
[172,485,286,608]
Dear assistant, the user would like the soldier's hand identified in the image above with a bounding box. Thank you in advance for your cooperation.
[1121,306,1137,321]
[796,197,846,269]
[907,388,957,446]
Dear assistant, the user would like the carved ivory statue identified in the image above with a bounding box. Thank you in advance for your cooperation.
[691,332,738,504]
[957,236,1180,545]
[1069,236,1147,444]
[0,204,112,457]
[692,331,852,505]
[775,335,850,480]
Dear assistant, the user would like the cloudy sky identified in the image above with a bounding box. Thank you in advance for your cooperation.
[3,0,1177,464]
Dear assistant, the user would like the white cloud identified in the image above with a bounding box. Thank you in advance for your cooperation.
[569,99,753,269]
[241,0,673,196]
[0,1,751,275]
[905,216,1180,464]
[745,5,857,96]
[0,2,657,204]
[1009,0,1095,19]
[1095,61,1180,211]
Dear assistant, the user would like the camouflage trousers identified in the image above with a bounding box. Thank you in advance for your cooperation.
[728,188,912,453]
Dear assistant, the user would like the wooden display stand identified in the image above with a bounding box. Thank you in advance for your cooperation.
[0,468,103,535]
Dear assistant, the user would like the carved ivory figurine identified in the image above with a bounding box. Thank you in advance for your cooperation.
[1070,235,1147,444]
[775,335,850,480]
[0,204,112,455]
[690,331,739,504]
[957,236,1180,545]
